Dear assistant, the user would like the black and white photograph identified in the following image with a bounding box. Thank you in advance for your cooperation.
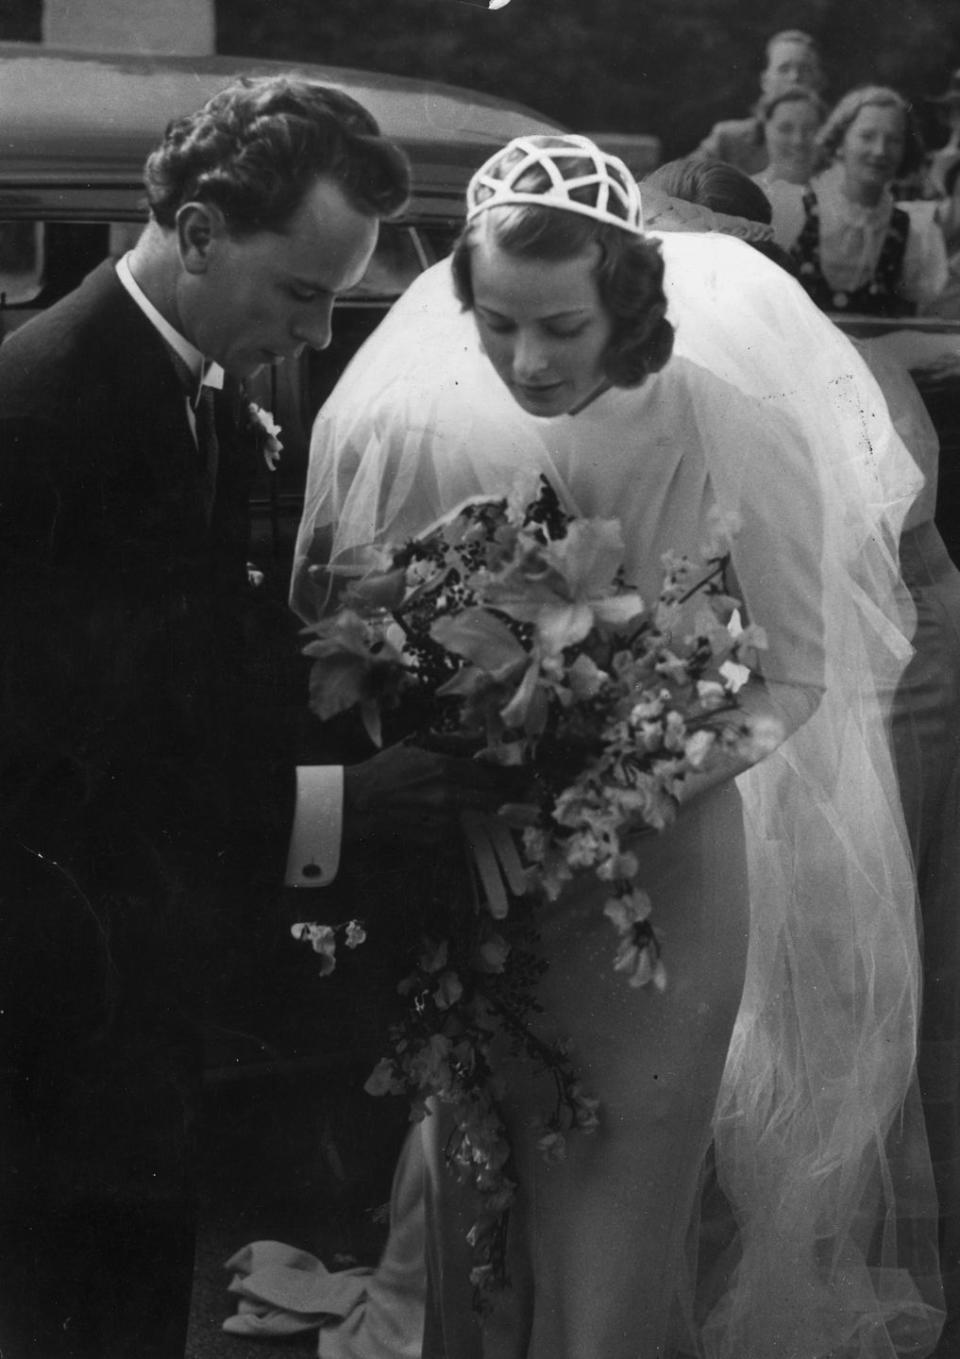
[2,2,960,1356]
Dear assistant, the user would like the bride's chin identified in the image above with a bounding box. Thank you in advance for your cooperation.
[510,385,571,418]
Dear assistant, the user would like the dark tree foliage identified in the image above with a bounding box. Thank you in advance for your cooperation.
[0,2,956,160]
[214,0,960,161]
[0,0,42,43]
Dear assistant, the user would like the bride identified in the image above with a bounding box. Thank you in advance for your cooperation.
[289,136,944,1357]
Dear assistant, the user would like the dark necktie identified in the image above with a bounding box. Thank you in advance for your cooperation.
[192,382,220,523]
[165,346,219,523]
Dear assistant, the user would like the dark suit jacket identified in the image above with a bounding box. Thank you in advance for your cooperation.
[0,261,309,1353]
[696,115,768,176]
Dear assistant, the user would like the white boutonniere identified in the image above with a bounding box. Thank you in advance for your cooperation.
[246,401,283,470]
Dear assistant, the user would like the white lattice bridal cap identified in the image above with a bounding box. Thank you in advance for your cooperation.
[466,134,645,235]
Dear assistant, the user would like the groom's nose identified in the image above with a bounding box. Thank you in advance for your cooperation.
[292,297,335,351]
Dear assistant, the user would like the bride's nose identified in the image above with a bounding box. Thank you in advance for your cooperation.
[512,329,550,381]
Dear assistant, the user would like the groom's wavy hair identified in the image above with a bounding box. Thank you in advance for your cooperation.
[451,149,674,389]
[144,74,411,234]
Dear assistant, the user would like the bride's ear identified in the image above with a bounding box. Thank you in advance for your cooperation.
[177,202,227,274]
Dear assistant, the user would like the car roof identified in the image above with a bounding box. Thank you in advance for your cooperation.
[0,42,564,213]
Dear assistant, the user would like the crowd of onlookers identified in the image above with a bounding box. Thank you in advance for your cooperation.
[679,29,960,320]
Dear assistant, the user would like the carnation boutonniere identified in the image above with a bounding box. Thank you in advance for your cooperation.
[245,401,283,470]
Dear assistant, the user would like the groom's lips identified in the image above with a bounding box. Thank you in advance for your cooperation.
[264,347,305,365]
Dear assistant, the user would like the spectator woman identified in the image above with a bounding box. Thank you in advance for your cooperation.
[752,84,826,188]
[768,85,947,315]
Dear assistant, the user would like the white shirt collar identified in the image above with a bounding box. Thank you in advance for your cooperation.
[814,162,894,234]
[115,253,225,395]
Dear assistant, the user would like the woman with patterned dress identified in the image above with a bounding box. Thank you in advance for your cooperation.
[766,85,947,317]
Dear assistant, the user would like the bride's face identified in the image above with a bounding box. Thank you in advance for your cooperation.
[469,229,614,417]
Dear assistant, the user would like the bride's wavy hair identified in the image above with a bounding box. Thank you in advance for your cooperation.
[452,151,674,389]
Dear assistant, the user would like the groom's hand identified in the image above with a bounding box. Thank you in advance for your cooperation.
[342,743,505,849]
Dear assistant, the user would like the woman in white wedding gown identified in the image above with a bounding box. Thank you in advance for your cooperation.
[288,137,944,1358]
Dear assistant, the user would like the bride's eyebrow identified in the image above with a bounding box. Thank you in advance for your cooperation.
[476,303,591,321]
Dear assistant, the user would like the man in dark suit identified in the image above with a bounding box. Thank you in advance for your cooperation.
[0,74,497,1359]
[695,29,824,176]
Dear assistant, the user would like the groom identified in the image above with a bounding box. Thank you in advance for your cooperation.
[0,74,498,1359]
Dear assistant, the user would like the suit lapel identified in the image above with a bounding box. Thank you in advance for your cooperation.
[105,268,241,536]
[71,264,252,554]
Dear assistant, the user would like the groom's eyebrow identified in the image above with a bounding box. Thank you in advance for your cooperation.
[288,261,370,295]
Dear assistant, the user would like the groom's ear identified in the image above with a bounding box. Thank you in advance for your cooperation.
[177,201,227,274]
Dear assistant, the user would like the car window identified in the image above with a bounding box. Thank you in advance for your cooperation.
[419,223,462,261]
[0,222,45,306]
[0,219,438,312]
[0,221,114,330]
[346,223,429,299]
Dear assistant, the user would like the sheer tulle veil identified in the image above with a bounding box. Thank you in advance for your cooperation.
[292,230,945,1355]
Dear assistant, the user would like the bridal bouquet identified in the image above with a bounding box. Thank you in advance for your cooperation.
[293,476,774,1299]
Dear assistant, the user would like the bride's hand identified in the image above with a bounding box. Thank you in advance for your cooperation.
[342,743,506,849]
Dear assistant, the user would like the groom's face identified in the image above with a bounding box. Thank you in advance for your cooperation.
[177,176,379,378]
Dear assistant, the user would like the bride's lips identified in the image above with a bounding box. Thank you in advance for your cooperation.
[515,380,565,403]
